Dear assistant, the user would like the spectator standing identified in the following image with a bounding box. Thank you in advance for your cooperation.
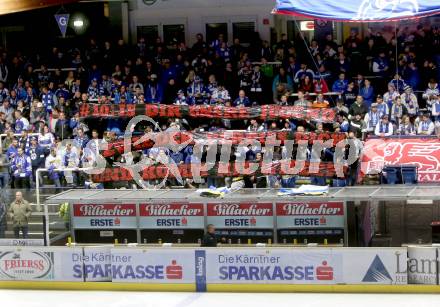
[11,147,31,188]
[8,191,32,239]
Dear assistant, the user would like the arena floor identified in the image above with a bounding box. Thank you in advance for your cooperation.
[0,290,439,307]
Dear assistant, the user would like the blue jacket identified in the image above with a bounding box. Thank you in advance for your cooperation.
[233,96,251,107]
[11,154,32,177]
[332,79,348,93]
[6,145,18,161]
[41,92,55,112]
[170,151,184,164]
[359,86,374,105]
[161,67,178,87]
[74,135,90,149]
[26,145,46,168]
[145,83,163,103]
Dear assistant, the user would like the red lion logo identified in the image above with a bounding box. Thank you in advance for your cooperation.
[382,141,440,171]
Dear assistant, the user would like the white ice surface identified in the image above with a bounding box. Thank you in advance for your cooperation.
[1,290,440,307]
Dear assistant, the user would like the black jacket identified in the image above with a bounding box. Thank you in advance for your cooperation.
[201,232,218,247]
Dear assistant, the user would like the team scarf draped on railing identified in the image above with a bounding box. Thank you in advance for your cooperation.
[78,103,337,122]
[101,131,347,158]
[91,161,347,183]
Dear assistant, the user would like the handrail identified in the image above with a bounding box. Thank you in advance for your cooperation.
[36,167,93,246]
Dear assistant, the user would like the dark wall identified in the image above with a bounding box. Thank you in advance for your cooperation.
[0,2,113,54]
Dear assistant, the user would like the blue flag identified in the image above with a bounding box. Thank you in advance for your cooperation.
[54,14,70,37]
[274,0,440,22]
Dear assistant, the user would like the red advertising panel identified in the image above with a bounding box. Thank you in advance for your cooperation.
[72,204,137,229]
[207,203,273,228]
[360,138,440,182]
[276,202,345,229]
[139,203,204,229]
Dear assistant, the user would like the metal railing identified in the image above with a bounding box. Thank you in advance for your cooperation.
[36,167,93,245]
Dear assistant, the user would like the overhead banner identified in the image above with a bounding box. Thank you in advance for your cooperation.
[204,248,342,284]
[276,202,345,229]
[207,203,274,229]
[341,248,407,284]
[111,248,195,283]
[139,203,205,229]
[72,204,137,229]
[360,138,440,183]
[102,131,346,158]
[91,161,345,183]
[274,0,440,22]
[54,14,69,37]
[407,246,438,285]
[79,103,336,122]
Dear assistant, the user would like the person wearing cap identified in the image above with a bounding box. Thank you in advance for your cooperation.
[375,114,393,137]
[363,103,381,135]
[417,113,435,135]
[26,136,45,187]
[400,85,418,116]
[145,74,163,104]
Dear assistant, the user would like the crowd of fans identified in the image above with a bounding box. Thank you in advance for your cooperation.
[0,24,438,189]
